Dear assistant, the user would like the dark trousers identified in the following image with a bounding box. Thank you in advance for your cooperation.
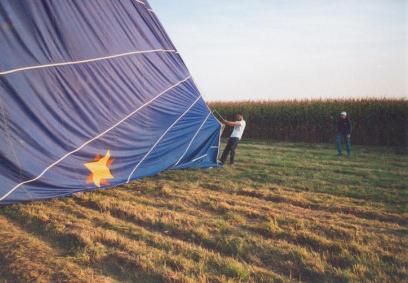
[220,137,239,164]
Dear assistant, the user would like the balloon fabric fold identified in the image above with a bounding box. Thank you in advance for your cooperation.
[0,0,221,204]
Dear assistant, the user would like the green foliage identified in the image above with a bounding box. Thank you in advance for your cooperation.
[210,99,408,146]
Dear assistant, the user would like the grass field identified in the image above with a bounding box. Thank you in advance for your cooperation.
[0,140,407,282]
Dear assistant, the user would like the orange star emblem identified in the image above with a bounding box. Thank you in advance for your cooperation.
[84,150,114,187]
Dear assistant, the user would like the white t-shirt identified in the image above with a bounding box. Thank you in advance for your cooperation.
[230,120,246,140]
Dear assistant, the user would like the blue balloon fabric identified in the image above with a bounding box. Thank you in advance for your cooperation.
[0,0,221,205]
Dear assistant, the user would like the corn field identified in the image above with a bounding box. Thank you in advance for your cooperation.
[209,99,408,146]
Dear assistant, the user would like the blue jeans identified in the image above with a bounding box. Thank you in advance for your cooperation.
[336,133,351,155]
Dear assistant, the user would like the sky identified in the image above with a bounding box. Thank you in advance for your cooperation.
[149,0,407,101]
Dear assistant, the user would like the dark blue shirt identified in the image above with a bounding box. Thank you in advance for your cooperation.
[337,118,352,135]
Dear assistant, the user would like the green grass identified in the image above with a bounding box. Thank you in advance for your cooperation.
[0,140,407,282]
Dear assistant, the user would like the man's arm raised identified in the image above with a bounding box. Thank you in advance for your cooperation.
[222,120,241,127]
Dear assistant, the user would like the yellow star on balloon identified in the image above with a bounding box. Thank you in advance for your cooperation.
[84,150,114,187]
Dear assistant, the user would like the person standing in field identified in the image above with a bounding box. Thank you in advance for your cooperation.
[220,113,246,165]
[336,111,352,157]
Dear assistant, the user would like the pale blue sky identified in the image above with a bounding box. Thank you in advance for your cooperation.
[149,0,407,101]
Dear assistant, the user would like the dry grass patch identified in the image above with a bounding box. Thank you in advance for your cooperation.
[1,140,407,282]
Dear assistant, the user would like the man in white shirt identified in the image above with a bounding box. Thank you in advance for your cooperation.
[220,113,246,165]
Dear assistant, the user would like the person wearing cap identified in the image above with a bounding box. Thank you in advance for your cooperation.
[220,113,246,165]
[336,111,352,156]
